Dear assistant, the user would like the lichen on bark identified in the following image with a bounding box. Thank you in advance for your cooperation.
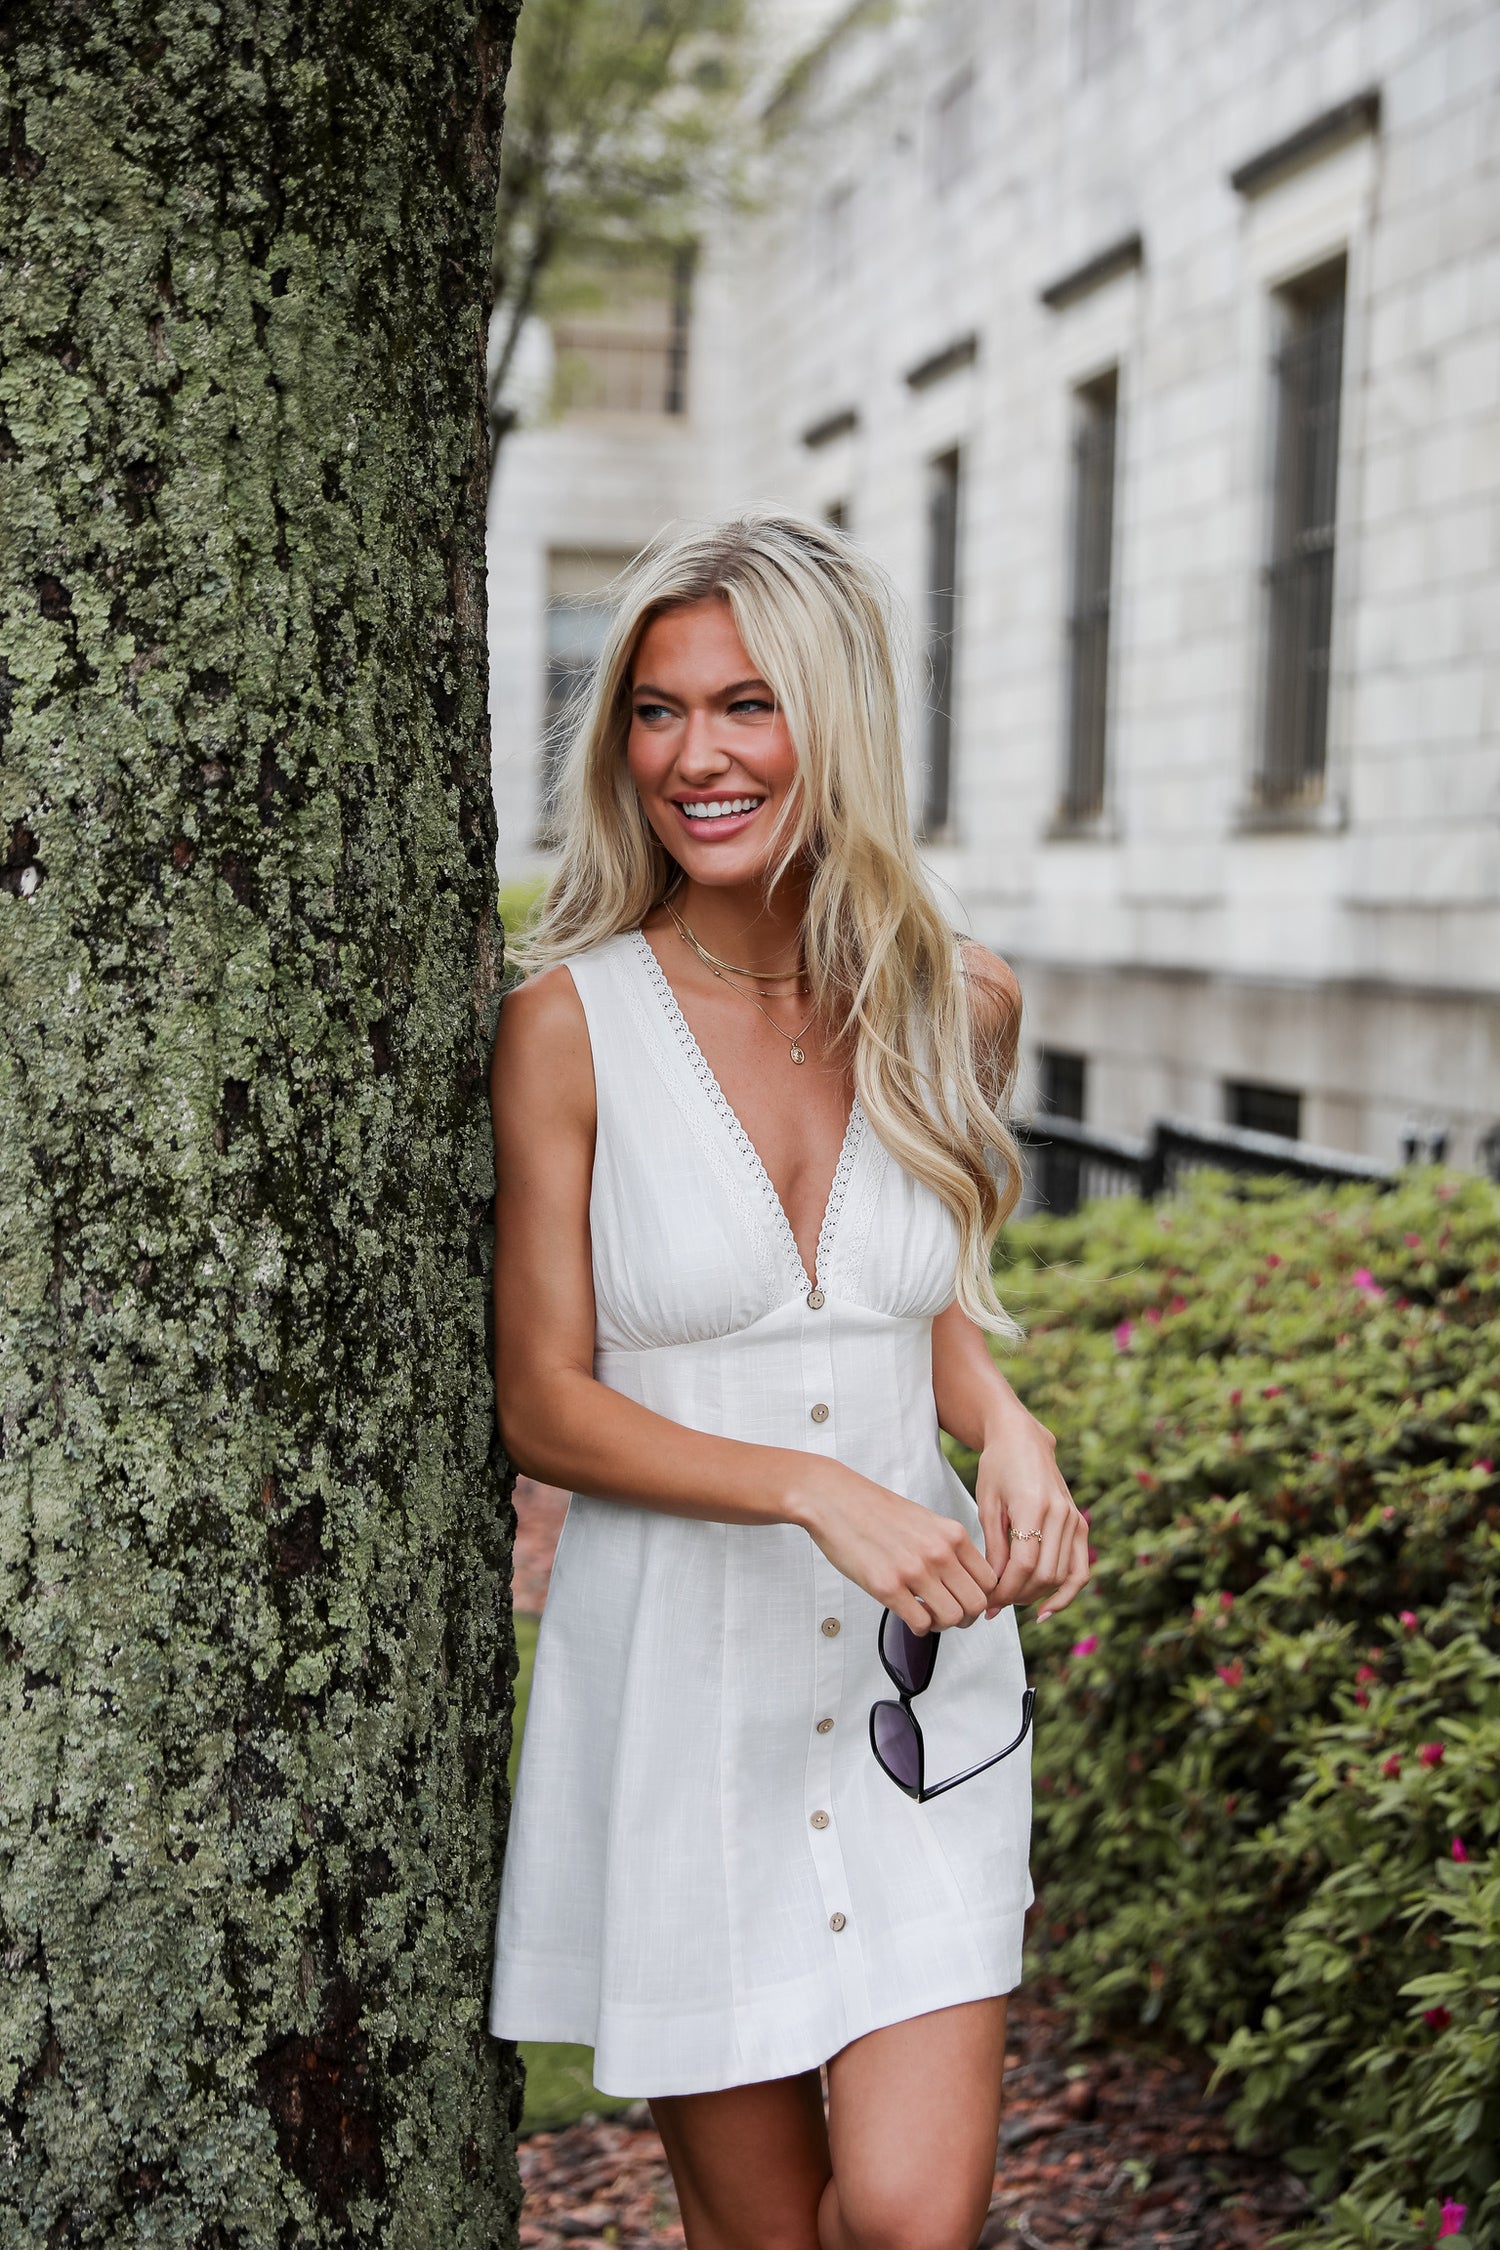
[0,3,522,2240]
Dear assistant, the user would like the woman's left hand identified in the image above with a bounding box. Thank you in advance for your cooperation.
[974,1413,1090,1621]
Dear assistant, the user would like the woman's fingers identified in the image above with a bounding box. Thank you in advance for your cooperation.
[1041,1512,1094,1619]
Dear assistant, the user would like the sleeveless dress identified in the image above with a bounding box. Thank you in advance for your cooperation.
[489,930,1032,2097]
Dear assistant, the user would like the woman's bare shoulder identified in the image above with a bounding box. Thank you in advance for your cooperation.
[957,941,1022,1041]
[489,965,596,1133]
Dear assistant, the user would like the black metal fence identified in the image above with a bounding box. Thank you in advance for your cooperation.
[1015,1109,1393,1216]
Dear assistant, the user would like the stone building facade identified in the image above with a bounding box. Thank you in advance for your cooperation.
[488,0,1500,1170]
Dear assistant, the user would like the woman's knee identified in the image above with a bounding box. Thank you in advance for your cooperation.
[834,2178,991,2250]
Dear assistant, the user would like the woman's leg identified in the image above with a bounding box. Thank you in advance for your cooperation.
[650,2069,831,2250]
[819,1997,1008,2250]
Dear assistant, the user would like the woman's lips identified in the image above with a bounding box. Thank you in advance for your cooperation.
[671,799,765,841]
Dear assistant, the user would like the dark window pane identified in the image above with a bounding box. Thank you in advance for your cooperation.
[1034,1048,1088,1213]
[1062,372,1118,823]
[1226,1080,1302,1140]
[923,450,961,837]
[1040,1048,1087,1120]
[1262,264,1345,805]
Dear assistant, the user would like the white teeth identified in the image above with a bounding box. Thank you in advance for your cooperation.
[681,797,760,820]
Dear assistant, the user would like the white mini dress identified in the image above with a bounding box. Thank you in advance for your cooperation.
[489,930,1032,2096]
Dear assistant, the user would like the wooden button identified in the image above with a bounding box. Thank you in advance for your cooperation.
[816,1717,834,1734]
[829,1912,846,1932]
[820,1618,840,1637]
[807,1287,826,1310]
[810,1403,829,1423]
[810,1810,830,1829]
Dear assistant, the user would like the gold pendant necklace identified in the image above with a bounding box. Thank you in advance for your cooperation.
[664,902,816,1065]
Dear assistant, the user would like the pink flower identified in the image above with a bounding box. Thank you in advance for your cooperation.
[1451,1836,1469,1863]
[1354,1688,1370,1708]
[1423,2005,1452,2031]
[1265,1253,1282,1268]
[1145,1305,1163,1325]
[1220,1590,1235,1610]
[1168,1294,1188,1314]
[1419,1742,1445,1768]
[1404,1233,1423,1249]
[1071,1635,1099,1657]
[1228,1388,1242,1405]
[1356,1664,1378,1683]
[1400,1610,1420,1631]
[1476,1459,1494,1476]
[1351,1266,1385,1299]
[1382,1754,1402,1778]
[1263,1384,1284,1397]
[1439,2202,1467,2238]
[1113,1320,1134,1350]
[1381,1505,1396,1520]
[1216,1661,1244,1688]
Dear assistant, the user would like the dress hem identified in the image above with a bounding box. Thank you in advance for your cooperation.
[490,1918,1028,2099]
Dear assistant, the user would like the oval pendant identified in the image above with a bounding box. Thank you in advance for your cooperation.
[789,1044,806,1065]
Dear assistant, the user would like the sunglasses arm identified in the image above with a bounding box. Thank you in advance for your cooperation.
[917,1687,1036,1804]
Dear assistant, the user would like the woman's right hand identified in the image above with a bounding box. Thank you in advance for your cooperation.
[789,1460,998,1635]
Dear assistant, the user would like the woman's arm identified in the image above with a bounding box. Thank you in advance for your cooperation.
[936,940,1091,1621]
[491,967,998,1636]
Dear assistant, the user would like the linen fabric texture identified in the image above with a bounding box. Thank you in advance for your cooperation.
[489,931,1033,2096]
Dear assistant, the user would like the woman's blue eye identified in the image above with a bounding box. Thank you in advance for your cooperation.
[634,703,671,721]
[730,698,772,715]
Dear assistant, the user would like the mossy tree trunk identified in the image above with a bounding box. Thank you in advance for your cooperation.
[0,4,522,2240]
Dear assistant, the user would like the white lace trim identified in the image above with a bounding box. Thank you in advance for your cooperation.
[631,929,863,1293]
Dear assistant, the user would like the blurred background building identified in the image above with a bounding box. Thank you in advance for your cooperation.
[488,0,1500,1175]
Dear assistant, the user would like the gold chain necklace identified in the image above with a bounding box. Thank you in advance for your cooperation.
[664,901,817,1066]
[663,899,805,988]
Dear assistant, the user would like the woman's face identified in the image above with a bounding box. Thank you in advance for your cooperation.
[626,597,800,890]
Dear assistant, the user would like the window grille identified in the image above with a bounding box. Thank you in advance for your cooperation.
[923,450,962,838]
[538,552,633,841]
[1061,371,1118,825]
[1261,263,1345,806]
[548,251,692,419]
[1225,1080,1302,1141]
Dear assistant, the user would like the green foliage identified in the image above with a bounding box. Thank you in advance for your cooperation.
[960,1173,1500,2245]
[488,0,745,431]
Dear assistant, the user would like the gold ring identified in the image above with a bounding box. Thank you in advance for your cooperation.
[1013,1528,1043,1542]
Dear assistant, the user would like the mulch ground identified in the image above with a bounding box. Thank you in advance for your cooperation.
[516,1978,1311,2248]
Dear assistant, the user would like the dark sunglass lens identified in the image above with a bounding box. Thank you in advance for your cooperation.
[886,1615,937,1696]
[873,1702,921,1790]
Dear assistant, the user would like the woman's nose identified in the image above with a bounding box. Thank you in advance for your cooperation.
[675,708,733,775]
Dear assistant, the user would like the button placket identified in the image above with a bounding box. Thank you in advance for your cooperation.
[800,1276,864,2005]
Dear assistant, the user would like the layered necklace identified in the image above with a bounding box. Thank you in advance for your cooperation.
[663,899,817,1066]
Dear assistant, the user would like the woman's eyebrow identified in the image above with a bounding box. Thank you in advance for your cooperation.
[629,678,773,702]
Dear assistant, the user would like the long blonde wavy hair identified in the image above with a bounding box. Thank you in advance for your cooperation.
[515,511,1024,1336]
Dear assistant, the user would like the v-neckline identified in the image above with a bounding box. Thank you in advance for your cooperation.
[630,929,865,1294]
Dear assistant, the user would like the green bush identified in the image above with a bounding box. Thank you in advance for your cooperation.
[957,1171,1500,2246]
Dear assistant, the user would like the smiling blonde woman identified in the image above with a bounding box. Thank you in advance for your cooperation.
[489,513,1089,2250]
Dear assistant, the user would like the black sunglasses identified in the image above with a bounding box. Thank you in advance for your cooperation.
[869,1609,1036,1803]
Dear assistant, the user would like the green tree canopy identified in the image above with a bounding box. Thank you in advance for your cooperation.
[489,0,744,441]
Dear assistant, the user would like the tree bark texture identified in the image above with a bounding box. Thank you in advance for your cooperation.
[0,4,522,2240]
